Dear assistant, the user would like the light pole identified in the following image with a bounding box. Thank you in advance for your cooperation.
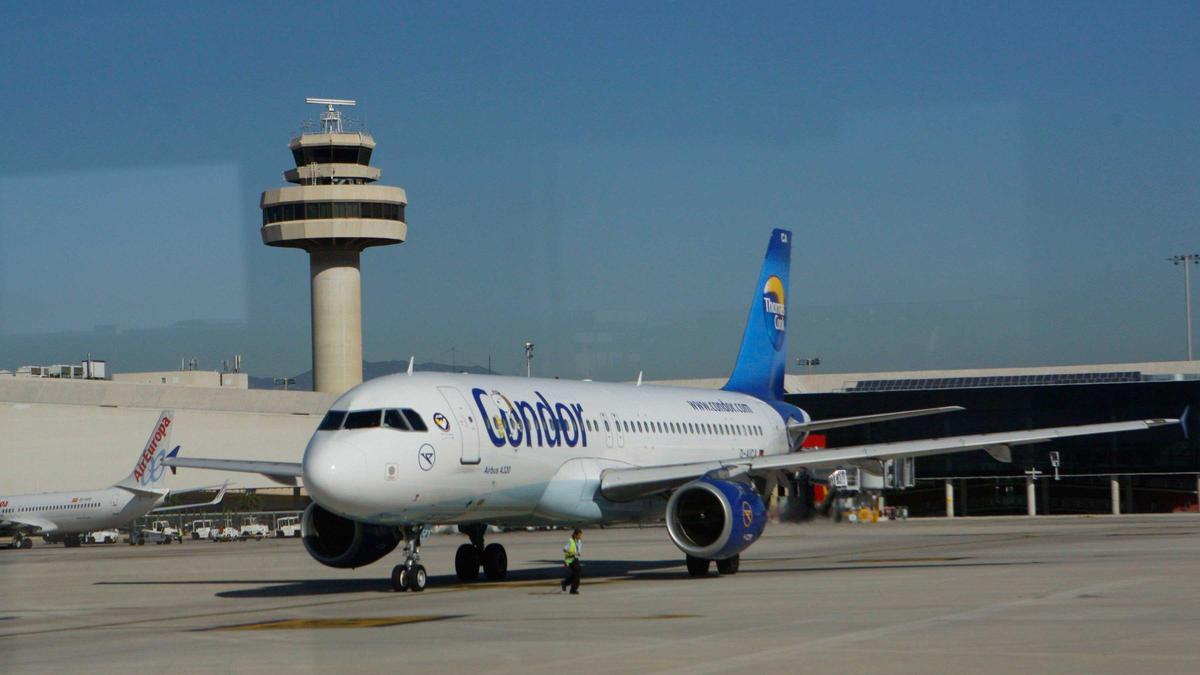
[524,342,534,378]
[1168,254,1200,360]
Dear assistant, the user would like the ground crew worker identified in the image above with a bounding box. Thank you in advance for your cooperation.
[561,528,583,594]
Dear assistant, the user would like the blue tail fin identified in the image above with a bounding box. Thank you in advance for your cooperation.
[722,229,791,400]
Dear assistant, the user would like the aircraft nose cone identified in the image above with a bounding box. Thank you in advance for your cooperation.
[303,436,368,517]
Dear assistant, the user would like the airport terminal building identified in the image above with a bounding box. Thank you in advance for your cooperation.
[3,359,1198,517]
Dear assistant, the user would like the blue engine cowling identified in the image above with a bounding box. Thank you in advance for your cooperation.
[665,476,767,560]
[301,503,401,569]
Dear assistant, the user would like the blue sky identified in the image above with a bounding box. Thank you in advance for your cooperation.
[1,2,1198,382]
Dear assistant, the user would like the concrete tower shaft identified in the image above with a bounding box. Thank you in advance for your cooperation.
[260,99,407,393]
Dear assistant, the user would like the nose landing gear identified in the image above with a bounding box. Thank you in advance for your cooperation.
[455,524,508,582]
[391,525,428,592]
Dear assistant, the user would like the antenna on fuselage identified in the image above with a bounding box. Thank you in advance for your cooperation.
[406,356,414,376]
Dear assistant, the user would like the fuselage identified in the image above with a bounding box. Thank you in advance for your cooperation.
[0,487,162,536]
[303,372,806,527]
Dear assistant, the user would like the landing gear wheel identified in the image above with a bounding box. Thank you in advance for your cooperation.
[686,555,711,577]
[394,525,429,592]
[455,543,481,581]
[482,543,508,581]
[716,555,740,575]
[391,565,409,592]
[407,564,428,592]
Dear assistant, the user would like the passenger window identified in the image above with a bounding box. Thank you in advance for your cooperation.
[403,409,428,431]
[317,410,347,430]
[384,409,411,430]
[344,410,382,429]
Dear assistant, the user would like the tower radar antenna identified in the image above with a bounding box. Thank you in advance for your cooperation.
[305,97,357,133]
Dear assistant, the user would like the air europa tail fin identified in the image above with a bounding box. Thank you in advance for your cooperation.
[722,229,791,400]
[115,410,176,488]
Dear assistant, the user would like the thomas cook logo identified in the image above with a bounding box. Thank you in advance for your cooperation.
[418,444,436,471]
[433,413,450,431]
[761,275,786,351]
[741,500,754,527]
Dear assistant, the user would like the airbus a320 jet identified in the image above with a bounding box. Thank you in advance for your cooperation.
[168,230,1176,591]
[1,410,225,548]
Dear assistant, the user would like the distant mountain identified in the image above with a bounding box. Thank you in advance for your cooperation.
[249,360,500,390]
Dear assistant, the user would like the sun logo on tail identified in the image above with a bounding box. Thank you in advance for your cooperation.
[761,275,786,351]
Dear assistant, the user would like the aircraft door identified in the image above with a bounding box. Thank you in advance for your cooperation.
[438,386,481,465]
[611,413,625,448]
[599,413,613,448]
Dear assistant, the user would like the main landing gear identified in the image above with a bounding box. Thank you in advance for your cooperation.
[391,525,428,593]
[9,532,32,549]
[685,554,740,577]
[455,524,508,582]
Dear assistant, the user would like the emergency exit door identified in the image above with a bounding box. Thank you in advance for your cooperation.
[438,386,481,464]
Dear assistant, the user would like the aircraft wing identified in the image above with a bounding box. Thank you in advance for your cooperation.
[163,457,303,487]
[599,418,1178,501]
[1,514,58,534]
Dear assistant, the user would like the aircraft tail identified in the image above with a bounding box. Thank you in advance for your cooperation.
[115,410,177,489]
[722,229,791,400]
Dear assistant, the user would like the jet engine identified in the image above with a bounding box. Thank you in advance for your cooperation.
[665,476,767,560]
[301,502,401,569]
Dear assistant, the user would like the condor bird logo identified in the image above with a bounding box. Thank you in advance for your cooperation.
[761,275,786,351]
[741,500,754,528]
[418,444,436,471]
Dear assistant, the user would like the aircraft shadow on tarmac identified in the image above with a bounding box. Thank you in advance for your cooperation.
[96,559,686,599]
[97,558,1039,599]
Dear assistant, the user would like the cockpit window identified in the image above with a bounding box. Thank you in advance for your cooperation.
[403,409,428,431]
[317,410,347,431]
[343,410,382,429]
[383,409,411,430]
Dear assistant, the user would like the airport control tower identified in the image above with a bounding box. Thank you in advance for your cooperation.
[260,98,407,393]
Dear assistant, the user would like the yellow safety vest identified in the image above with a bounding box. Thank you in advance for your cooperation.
[563,538,579,564]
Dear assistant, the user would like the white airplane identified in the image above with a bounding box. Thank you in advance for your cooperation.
[0,410,226,548]
[167,229,1177,591]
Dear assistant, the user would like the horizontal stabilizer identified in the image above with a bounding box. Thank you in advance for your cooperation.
[792,406,965,435]
[153,481,228,512]
[163,457,302,487]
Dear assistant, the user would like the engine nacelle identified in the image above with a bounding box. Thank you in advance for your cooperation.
[301,502,401,569]
[665,476,767,560]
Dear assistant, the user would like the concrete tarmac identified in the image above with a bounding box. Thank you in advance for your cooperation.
[2,515,1199,674]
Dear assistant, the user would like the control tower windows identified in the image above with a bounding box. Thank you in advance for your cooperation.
[291,146,373,167]
[263,201,405,225]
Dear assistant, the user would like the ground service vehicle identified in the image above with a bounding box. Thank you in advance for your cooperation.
[190,519,213,540]
[275,515,301,538]
[239,517,270,540]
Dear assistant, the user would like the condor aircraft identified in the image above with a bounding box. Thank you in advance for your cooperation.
[168,230,1176,591]
[1,410,225,548]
